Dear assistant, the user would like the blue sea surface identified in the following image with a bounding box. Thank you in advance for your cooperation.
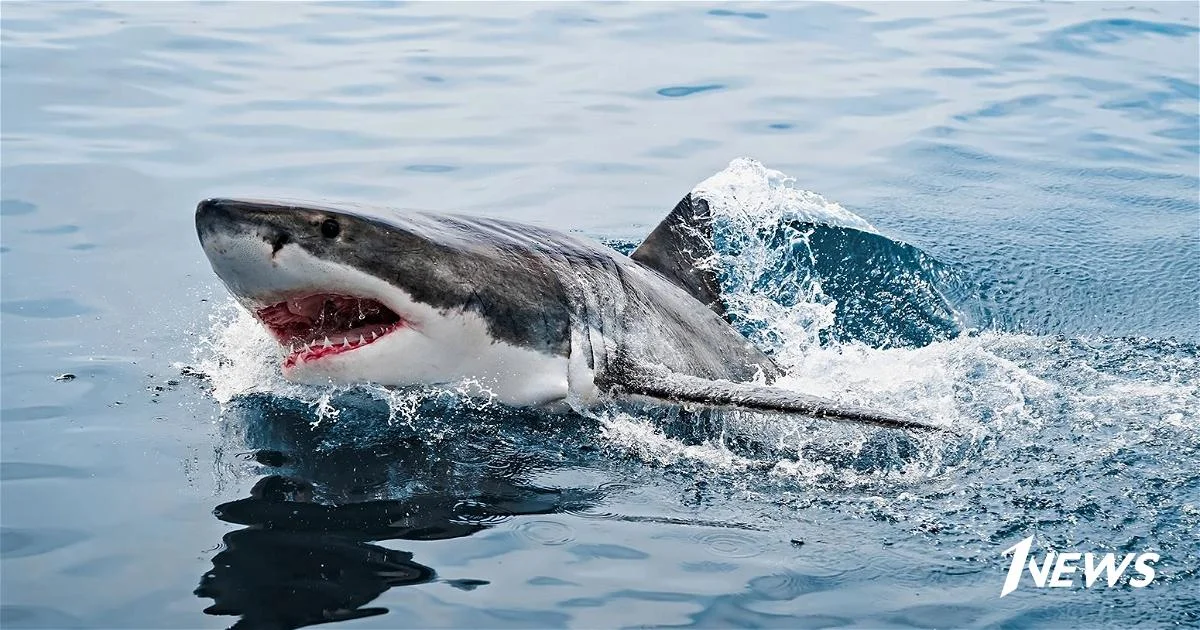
[2,3,1198,629]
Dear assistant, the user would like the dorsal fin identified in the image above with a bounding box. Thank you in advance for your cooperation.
[630,194,726,318]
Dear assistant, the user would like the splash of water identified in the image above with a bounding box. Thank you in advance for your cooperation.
[189,301,500,442]
[597,159,1197,491]
[692,158,854,352]
[694,157,971,352]
[190,158,1197,495]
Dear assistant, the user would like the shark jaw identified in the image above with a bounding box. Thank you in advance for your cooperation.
[254,294,408,371]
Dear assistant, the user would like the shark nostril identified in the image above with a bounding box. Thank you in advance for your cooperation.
[270,232,291,254]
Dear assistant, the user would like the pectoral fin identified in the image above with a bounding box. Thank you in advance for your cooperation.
[610,369,951,434]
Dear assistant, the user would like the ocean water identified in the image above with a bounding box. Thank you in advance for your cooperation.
[2,2,1198,629]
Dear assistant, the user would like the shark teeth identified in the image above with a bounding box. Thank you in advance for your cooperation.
[283,322,401,365]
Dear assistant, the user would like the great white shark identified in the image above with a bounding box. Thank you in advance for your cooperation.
[196,195,943,432]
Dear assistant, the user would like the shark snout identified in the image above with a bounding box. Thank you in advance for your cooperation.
[195,198,315,303]
[196,198,293,255]
[195,198,236,242]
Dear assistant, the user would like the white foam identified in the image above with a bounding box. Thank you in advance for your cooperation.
[193,300,291,407]
[688,158,886,356]
[597,411,757,471]
[191,300,458,428]
[692,157,877,234]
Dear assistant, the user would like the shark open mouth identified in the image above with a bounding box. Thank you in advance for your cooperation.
[255,294,404,367]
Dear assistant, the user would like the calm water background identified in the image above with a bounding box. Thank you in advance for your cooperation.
[2,2,1198,629]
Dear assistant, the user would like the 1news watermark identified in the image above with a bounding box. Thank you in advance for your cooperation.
[1000,535,1159,597]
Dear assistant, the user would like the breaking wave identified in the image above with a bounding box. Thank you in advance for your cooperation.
[585,160,1199,582]
[694,157,978,352]
[598,160,1195,490]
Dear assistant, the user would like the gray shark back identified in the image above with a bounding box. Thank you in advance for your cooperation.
[361,207,780,386]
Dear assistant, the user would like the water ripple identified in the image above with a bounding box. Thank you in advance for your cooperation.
[694,532,765,559]
[514,520,577,546]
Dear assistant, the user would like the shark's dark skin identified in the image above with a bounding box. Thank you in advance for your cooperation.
[197,197,780,387]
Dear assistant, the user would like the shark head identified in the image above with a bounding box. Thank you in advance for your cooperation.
[195,198,572,403]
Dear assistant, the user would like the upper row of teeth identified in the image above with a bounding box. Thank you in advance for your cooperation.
[290,330,379,354]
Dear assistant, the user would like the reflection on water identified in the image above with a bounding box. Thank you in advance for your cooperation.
[199,475,439,629]
[197,394,592,629]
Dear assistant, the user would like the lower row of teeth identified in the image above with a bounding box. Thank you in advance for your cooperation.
[290,330,380,353]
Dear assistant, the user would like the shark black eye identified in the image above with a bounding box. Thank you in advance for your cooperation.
[320,218,340,239]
